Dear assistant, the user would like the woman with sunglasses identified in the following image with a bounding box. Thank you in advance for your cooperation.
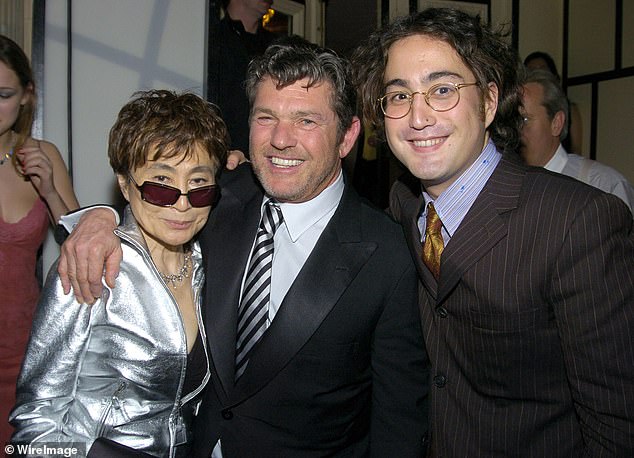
[10,89,228,457]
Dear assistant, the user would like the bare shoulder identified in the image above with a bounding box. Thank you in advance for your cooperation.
[36,138,62,155]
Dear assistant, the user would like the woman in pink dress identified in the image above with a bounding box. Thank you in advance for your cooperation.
[0,34,79,445]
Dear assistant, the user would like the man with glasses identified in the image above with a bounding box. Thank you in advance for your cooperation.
[353,7,634,456]
[55,38,429,457]
[520,68,634,214]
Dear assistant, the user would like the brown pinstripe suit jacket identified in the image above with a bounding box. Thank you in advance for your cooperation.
[390,154,634,457]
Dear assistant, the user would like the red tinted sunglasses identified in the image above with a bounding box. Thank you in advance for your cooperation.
[128,174,220,208]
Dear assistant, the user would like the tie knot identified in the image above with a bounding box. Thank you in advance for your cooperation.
[426,202,441,231]
[262,199,284,235]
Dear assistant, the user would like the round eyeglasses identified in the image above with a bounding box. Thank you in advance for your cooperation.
[378,82,479,119]
[128,174,220,208]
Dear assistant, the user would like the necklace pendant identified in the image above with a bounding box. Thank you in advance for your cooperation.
[159,251,192,289]
[0,149,13,166]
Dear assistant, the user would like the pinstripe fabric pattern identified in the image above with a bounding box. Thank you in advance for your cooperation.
[391,155,634,457]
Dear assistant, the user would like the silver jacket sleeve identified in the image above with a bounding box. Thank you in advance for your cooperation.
[10,207,210,458]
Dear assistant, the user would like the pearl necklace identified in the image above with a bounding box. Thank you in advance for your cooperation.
[159,251,192,288]
[0,149,13,166]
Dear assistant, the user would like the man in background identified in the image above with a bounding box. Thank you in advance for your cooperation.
[521,68,634,213]
[207,0,279,158]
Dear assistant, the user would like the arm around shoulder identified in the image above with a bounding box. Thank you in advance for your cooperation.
[58,206,122,303]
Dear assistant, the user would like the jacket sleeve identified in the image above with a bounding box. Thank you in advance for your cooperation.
[9,259,97,446]
[608,180,634,217]
[551,191,634,454]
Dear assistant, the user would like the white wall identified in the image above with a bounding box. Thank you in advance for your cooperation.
[42,0,207,275]
[518,0,563,69]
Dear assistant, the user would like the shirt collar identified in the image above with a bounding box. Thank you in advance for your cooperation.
[421,139,501,238]
[543,143,568,173]
[263,171,344,243]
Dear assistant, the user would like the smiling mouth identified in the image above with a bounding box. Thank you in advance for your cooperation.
[165,219,192,227]
[271,157,304,167]
[412,138,444,148]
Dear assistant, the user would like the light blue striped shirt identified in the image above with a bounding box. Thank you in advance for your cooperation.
[418,140,501,245]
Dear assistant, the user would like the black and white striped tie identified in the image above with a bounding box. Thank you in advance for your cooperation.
[235,200,284,381]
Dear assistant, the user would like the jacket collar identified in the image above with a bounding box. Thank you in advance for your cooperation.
[115,205,203,271]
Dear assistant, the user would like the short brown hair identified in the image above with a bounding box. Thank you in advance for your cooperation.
[108,89,229,175]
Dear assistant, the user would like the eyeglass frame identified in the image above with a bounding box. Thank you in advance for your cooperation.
[377,82,479,119]
[128,173,220,208]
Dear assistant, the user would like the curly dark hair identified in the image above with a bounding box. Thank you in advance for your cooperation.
[352,8,524,154]
[108,89,229,176]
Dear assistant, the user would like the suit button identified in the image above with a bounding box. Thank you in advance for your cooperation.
[433,374,446,387]
[221,409,233,420]
[436,306,448,318]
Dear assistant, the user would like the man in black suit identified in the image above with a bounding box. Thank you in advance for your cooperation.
[353,7,634,456]
[58,39,429,457]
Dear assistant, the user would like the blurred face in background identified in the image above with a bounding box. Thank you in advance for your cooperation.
[243,0,273,18]
[0,60,30,136]
[525,57,549,73]
[520,82,563,166]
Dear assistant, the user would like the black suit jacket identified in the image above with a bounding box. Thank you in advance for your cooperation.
[192,164,430,457]
[390,154,634,457]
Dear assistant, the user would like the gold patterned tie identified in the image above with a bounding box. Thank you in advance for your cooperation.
[422,202,444,280]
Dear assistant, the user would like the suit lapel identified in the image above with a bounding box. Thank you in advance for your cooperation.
[392,176,438,297]
[392,157,526,305]
[232,185,376,400]
[437,156,524,303]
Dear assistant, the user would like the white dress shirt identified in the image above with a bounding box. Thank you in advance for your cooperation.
[240,171,345,323]
[544,144,634,214]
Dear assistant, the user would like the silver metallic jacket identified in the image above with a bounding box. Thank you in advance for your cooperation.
[10,207,210,457]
